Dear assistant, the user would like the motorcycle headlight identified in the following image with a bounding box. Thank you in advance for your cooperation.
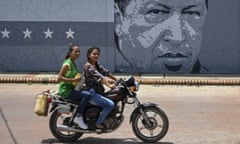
[130,81,139,92]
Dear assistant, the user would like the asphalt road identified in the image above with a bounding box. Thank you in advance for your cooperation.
[0,84,240,144]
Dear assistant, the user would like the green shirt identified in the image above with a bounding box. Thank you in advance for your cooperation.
[58,58,79,98]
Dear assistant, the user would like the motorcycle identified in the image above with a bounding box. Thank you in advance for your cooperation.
[44,76,169,143]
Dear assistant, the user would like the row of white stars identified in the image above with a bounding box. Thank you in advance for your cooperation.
[1,27,75,39]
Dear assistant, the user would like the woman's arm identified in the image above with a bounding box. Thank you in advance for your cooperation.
[85,63,116,89]
[57,64,80,83]
[97,63,117,81]
[108,73,117,81]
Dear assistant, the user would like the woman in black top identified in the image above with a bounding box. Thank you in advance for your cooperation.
[84,47,117,129]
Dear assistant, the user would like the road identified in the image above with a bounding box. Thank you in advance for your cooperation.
[0,84,240,144]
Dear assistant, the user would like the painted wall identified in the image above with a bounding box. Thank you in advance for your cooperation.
[0,0,115,72]
[201,0,240,74]
[0,0,240,74]
[114,0,240,74]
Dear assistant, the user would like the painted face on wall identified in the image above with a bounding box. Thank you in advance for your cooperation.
[115,0,207,73]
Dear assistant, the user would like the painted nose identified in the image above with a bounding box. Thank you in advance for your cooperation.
[163,12,185,45]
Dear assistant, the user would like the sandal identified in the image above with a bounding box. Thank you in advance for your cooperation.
[95,124,104,129]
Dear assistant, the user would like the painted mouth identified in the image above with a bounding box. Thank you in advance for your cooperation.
[164,64,182,72]
[158,53,187,58]
[157,53,187,72]
[149,52,190,72]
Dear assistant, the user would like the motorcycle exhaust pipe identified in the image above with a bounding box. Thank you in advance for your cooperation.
[57,124,92,133]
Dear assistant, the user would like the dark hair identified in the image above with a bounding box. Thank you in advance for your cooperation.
[65,43,79,59]
[115,0,208,14]
[87,47,100,60]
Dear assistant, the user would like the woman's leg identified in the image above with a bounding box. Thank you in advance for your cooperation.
[68,90,91,129]
[69,90,91,116]
[89,89,114,126]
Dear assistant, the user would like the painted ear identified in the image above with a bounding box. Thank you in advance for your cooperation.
[115,24,123,37]
[114,3,123,37]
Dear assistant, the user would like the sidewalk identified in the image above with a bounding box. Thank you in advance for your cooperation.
[0,73,240,85]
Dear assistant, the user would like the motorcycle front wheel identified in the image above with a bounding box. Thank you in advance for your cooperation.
[132,106,169,143]
[49,110,83,142]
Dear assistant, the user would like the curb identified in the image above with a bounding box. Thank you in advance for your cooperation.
[0,77,57,84]
[0,74,240,85]
[135,77,240,85]
[0,74,57,84]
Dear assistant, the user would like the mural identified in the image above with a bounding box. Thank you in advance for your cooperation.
[0,0,240,74]
[114,0,240,74]
[0,21,114,71]
[0,0,114,72]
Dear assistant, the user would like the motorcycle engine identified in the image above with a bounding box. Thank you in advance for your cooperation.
[85,102,124,130]
[104,115,124,130]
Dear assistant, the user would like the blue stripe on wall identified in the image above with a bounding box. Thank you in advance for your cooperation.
[0,21,114,46]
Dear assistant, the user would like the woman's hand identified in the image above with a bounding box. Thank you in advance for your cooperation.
[108,78,117,89]
[102,77,116,89]
[72,77,80,82]
[108,78,115,84]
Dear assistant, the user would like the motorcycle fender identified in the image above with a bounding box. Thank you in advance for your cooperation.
[49,103,57,113]
[50,104,71,113]
[130,103,160,124]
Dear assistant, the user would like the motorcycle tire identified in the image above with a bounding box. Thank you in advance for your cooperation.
[49,110,83,142]
[132,106,169,143]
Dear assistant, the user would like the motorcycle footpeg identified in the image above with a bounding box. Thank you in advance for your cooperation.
[95,128,112,133]
[96,129,102,133]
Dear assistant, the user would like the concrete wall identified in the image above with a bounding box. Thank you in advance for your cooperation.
[0,0,240,74]
[0,0,115,72]
[201,0,240,74]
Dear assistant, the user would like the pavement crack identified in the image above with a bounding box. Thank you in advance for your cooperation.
[0,106,18,144]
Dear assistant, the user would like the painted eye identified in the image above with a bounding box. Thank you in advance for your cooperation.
[144,7,170,23]
[183,11,200,16]
[146,9,169,15]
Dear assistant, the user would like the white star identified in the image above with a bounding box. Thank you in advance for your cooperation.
[1,28,10,39]
[65,28,75,39]
[44,28,53,39]
[23,28,32,39]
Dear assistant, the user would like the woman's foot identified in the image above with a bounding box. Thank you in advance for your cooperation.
[95,124,104,129]
[73,116,88,129]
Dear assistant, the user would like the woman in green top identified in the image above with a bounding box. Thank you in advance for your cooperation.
[57,44,91,129]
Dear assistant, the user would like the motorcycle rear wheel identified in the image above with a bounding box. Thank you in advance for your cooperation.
[132,106,169,143]
[49,110,83,142]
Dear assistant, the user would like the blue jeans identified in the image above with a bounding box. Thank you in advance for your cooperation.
[68,90,91,116]
[89,88,114,125]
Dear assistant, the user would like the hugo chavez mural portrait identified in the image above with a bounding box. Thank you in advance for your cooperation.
[114,0,209,74]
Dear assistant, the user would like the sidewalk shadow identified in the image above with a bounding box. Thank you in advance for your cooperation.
[41,137,173,144]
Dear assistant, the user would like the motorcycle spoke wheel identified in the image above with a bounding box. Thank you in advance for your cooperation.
[132,107,169,143]
[56,113,75,135]
[137,111,163,137]
[49,111,83,142]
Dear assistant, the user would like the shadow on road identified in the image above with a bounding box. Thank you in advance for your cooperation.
[41,137,173,144]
